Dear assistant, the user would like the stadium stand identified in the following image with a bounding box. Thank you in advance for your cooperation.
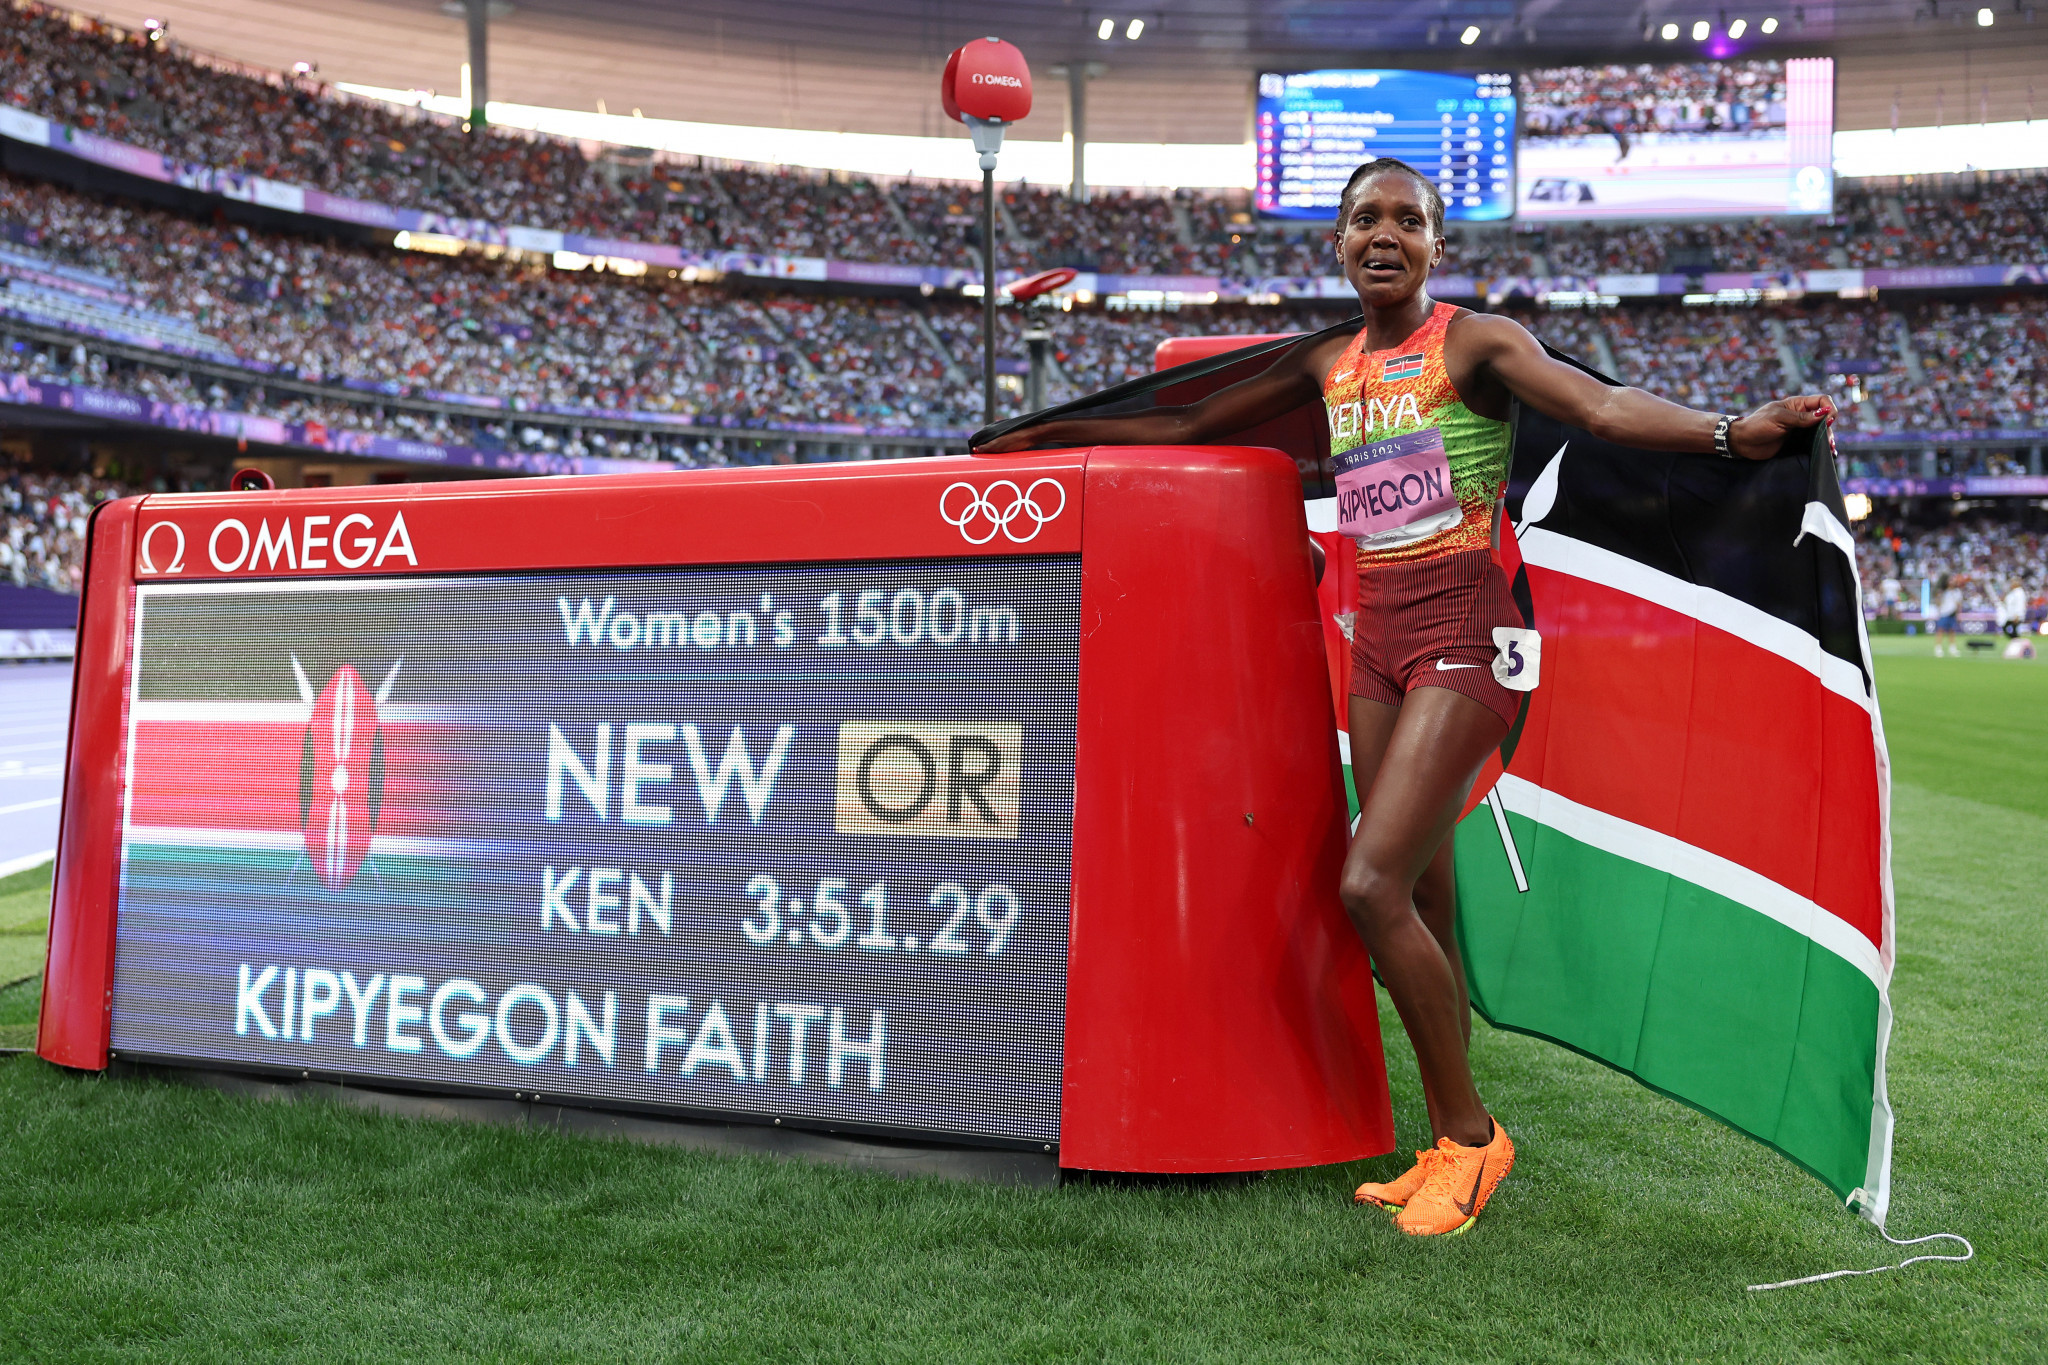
[0,0,2042,530]
[3,163,2046,464]
[0,467,127,592]
[1860,516,2048,623]
[0,2,2037,621]
[5,3,2048,282]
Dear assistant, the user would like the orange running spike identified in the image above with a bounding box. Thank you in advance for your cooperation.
[1354,1152,1432,1210]
[1394,1122,1516,1237]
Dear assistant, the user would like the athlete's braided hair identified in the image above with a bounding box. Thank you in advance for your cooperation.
[1334,158,1445,239]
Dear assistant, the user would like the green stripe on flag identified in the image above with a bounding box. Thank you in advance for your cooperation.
[1455,804,1879,1201]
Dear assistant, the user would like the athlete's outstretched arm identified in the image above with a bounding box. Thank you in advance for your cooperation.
[1455,313,1832,461]
[972,340,1323,453]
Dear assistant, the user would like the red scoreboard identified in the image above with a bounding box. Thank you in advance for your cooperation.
[41,447,1394,1173]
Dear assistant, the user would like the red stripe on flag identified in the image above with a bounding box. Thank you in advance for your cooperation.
[1503,565,1884,950]
[128,722,304,831]
[126,721,458,839]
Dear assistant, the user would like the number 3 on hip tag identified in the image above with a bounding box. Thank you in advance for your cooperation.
[1491,627,1541,692]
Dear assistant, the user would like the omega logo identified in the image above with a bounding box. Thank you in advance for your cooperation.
[136,512,419,576]
[138,521,186,575]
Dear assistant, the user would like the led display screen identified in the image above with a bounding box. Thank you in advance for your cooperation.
[108,557,1080,1147]
[1256,69,1517,223]
[1517,57,1834,219]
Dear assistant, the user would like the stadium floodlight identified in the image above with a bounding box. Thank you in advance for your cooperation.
[1662,20,1681,35]
[1098,17,1114,38]
[1761,13,1778,27]
[1693,18,1711,37]
[1460,23,1482,42]
[1729,16,1748,35]
[1126,18,1144,37]
[1978,6,1994,21]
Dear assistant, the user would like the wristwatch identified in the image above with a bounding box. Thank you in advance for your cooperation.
[1713,414,1737,459]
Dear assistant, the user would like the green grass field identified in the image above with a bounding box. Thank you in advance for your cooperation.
[2,642,2043,1361]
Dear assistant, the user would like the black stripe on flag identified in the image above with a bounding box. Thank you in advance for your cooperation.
[1509,347,1867,694]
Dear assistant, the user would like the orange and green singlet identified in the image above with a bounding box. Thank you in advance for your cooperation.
[1323,301,1512,567]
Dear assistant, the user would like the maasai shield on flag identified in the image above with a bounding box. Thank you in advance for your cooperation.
[300,663,384,890]
[974,331,1894,1221]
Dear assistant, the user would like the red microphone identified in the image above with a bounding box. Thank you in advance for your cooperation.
[942,37,1032,167]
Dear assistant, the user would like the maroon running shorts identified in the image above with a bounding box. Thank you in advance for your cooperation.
[1349,547,1527,730]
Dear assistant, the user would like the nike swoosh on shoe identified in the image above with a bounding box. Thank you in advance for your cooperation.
[1454,1156,1487,1216]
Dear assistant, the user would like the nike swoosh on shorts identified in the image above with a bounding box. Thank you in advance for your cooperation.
[1435,660,1479,670]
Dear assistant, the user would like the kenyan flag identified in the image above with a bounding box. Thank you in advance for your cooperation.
[1461,395,1892,1222]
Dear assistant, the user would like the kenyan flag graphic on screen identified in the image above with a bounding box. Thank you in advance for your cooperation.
[121,637,465,903]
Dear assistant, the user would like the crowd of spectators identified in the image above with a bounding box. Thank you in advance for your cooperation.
[1603,304,1789,414]
[0,164,2046,470]
[0,171,975,431]
[1843,172,2048,269]
[7,4,2048,282]
[1894,299,2048,432]
[0,467,128,593]
[1860,516,2048,623]
[1522,62,1788,140]
[0,3,628,232]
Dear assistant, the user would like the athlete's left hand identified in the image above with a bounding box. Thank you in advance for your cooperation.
[1730,395,1835,460]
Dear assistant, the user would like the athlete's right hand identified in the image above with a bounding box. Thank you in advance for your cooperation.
[972,429,1035,454]
[1730,395,1834,460]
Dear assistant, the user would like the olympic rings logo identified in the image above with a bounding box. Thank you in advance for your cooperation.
[938,478,1067,545]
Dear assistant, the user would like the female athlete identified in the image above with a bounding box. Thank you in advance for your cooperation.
[976,157,1833,1235]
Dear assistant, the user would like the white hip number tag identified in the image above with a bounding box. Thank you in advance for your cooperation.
[1492,627,1541,692]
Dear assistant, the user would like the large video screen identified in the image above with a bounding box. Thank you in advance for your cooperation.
[1256,69,1517,223]
[107,559,1080,1146]
[1517,57,1834,219]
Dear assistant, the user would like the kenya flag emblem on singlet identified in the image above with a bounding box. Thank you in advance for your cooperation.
[1382,353,1425,382]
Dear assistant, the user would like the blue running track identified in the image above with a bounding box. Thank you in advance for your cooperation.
[0,661,72,877]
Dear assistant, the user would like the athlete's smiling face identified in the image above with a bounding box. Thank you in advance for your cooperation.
[1336,170,1444,308]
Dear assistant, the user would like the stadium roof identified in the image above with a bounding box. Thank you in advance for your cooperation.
[84,0,2048,146]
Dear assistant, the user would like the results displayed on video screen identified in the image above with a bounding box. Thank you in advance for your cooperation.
[1256,70,1517,223]
[1256,59,1830,230]
[107,558,1081,1147]
[1516,57,1834,219]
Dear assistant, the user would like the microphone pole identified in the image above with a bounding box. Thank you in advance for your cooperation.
[942,37,1031,429]
[982,159,996,426]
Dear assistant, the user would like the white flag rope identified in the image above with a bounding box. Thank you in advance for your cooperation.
[1746,1225,1974,1292]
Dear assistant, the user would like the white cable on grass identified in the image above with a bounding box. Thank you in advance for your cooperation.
[1747,1227,1974,1291]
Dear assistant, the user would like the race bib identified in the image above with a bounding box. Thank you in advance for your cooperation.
[1334,428,1462,547]
[1492,627,1541,692]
